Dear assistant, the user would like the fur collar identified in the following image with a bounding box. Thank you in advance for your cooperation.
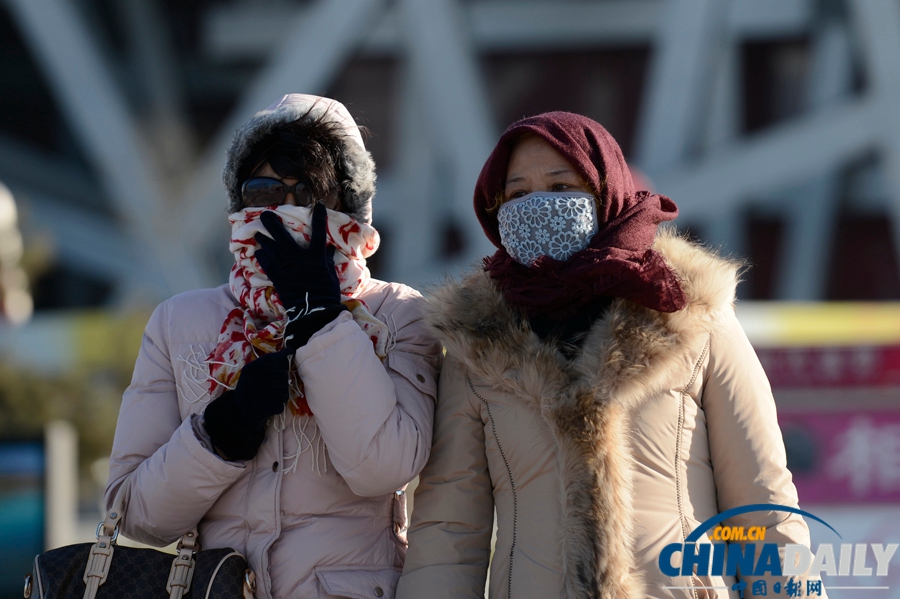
[424,231,741,599]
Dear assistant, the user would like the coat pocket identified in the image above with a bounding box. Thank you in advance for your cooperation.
[315,566,401,599]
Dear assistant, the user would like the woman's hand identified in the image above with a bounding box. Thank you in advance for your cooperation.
[203,348,293,461]
[255,203,342,312]
[255,204,347,349]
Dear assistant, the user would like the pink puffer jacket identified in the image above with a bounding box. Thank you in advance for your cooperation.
[106,279,441,599]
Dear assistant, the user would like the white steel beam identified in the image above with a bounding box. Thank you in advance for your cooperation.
[202,0,812,59]
[847,0,900,270]
[635,0,734,174]
[44,420,78,549]
[117,0,195,179]
[466,0,663,49]
[0,137,102,210]
[727,0,813,38]
[380,74,440,286]
[5,0,209,297]
[653,98,879,219]
[15,192,152,293]
[776,22,852,300]
[702,37,742,153]
[179,0,385,262]
[397,0,497,268]
[697,31,743,259]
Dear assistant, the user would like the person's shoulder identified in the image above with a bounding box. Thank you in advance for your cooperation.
[358,278,426,317]
[360,278,424,304]
[150,285,236,338]
[422,267,509,333]
[158,285,235,316]
[358,278,435,338]
[653,229,743,314]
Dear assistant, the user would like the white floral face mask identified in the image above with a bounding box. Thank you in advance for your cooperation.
[497,191,598,266]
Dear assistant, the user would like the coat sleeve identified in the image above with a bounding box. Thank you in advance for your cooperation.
[105,299,246,546]
[396,357,495,599]
[296,291,441,497]
[703,307,827,595]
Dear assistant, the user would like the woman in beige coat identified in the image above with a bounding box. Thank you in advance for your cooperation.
[106,95,440,599]
[397,112,820,599]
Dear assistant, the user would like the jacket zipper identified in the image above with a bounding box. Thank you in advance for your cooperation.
[466,374,517,599]
[677,335,711,599]
[258,424,284,599]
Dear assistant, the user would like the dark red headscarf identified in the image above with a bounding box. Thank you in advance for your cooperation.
[476,111,687,321]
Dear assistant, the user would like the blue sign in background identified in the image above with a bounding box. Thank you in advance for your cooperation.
[0,440,45,599]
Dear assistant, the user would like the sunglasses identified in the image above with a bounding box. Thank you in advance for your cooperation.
[241,177,314,208]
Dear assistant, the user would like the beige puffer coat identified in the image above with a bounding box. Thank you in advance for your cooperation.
[106,279,441,599]
[397,233,822,599]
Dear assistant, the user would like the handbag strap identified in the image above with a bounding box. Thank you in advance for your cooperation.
[94,474,132,538]
[82,480,129,599]
[83,477,202,599]
[166,527,199,599]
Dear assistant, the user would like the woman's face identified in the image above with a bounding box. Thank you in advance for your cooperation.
[248,162,342,211]
[504,135,590,202]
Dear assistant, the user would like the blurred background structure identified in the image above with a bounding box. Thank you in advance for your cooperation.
[4,0,900,301]
[1,0,899,594]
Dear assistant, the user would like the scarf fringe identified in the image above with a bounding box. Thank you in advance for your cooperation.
[275,411,328,476]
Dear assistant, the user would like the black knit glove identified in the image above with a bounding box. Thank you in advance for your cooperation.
[255,205,342,309]
[203,348,293,461]
[255,205,347,349]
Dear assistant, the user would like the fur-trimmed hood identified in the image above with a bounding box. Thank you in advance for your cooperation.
[222,94,376,224]
[422,232,741,598]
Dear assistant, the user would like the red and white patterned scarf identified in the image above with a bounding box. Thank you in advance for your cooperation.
[205,204,386,416]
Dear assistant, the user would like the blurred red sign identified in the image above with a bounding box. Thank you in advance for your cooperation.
[757,345,900,388]
[757,345,900,503]
[779,411,900,503]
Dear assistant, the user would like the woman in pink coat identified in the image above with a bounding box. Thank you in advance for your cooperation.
[106,94,441,599]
